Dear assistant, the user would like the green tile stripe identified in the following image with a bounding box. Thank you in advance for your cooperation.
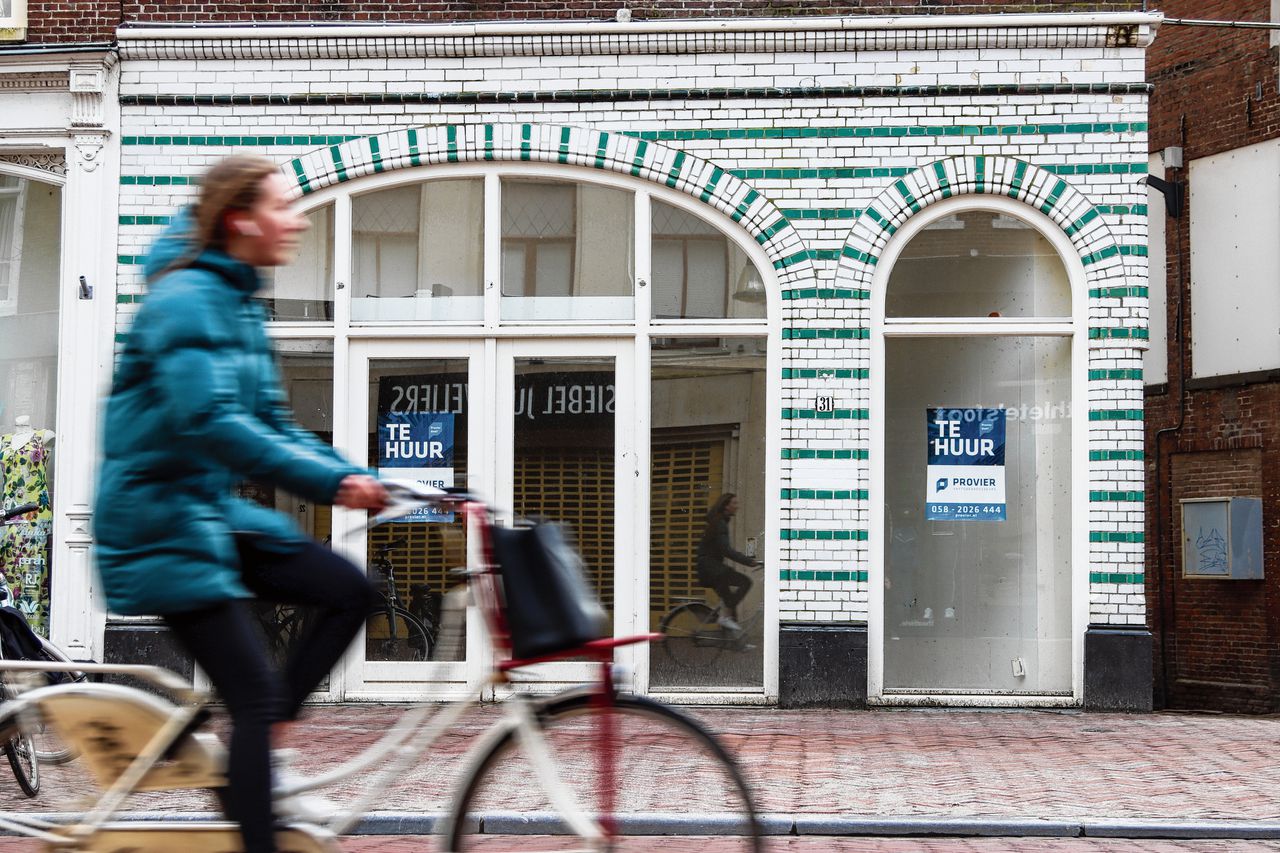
[893,178,920,213]
[778,404,870,417]
[558,126,571,164]
[120,175,198,186]
[1064,206,1100,237]
[1091,491,1144,502]
[781,488,869,500]
[484,124,495,161]
[1089,572,1144,585]
[780,208,863,220]
[1089,286,1149,299]
[1090,531,1144,543]
[1045,163,1147,176]
[782,448,869,460]
[733,187,761,222]
[593,130,608,169]
[756,217,790,245]
[407,127,421,167]
[446,125,459,162]
[291,157,311,195]
[369,135,385,173]
[733,167,908,180]
[1089,368,1144,381]
[781,287,869,301]
[780,569,869,583]
[863,206,896,236]
[520,123,532,162]
[1081,244,1148,266]
[1007,160,1028,199]
[123,134,361,146]
[1088,409,1144,421]
[121,124,1150,148]
[841,245,878,266]
[782,328,869,340]
[666,150,687,188]
[114,333,129,344]
[119,215,173,226]
[117,255,147,266]
[1090,449,1144,461]
[1040,178,1068,214]
[781,529,869,541]
[974,155,986,194]
[630,138,648,177]
[624,122,1148,142]
[933,160,952,199]
[328,144,348,182]
[1089,327,1150,340]
[116,293,144,304]
[783,368,869,379]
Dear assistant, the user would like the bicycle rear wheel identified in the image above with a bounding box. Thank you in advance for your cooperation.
[365,605,433,661]
[659,602,725,667]
[444,692,762,853]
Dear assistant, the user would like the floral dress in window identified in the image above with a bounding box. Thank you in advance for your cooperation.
[1,431,53,636]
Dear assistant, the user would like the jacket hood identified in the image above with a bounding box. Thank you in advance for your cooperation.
[143,207,261,294]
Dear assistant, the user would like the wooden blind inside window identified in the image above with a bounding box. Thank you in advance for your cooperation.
[649,438,725,621]
[512,448,615,611]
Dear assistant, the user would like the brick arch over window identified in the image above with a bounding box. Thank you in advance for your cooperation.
[836,156,1140,329]
[280,122,815,290]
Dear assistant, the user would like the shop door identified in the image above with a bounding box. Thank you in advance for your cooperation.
[341,338,635,699]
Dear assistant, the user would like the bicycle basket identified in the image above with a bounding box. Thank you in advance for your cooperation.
[489,522,608,660]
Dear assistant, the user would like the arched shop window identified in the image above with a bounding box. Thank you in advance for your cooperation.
[878,203,1076,698]
[257,167,772,697]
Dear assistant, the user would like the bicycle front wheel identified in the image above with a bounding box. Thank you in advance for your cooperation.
[365,605,433,662]
[444,692,762,853]
[659,601,725,668]
[29,638,82,764]
[0,697,39,797]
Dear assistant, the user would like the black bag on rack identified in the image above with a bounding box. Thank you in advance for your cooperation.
[489,522,608,660]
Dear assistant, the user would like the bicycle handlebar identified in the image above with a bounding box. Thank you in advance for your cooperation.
[1,503,38,523]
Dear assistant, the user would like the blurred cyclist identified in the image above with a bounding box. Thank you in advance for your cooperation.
[94,155,386,853]
[695,493,762,633]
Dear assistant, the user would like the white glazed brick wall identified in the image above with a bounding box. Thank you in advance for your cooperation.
[115,24,1151,629]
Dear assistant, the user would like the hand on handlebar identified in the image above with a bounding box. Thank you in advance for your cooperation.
[335,475,389,511]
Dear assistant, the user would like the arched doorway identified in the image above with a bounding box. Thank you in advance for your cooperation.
[869,194,1088,704]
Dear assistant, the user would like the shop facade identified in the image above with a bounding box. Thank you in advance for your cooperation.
[13,11,1156,708]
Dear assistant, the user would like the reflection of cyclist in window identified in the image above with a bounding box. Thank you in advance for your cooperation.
[93,155,387,853]
[696,493,762,633]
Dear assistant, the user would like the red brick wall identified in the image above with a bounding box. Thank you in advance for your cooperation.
[1145,2,1280,712]
[24,1,120,43]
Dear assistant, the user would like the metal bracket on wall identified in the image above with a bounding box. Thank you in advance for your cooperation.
[1143,175,1185,219]
[78,275,93,299]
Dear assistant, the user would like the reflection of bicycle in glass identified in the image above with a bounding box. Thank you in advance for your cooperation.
[364,536,436,662]
[659,564,764,666]
[0,484,762,852]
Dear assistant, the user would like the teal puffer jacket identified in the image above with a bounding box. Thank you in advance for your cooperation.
[94,211,363,616]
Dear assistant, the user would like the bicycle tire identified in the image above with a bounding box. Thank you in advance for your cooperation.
[365,605,433,662]
[659,601,725,667]
[0,694,39,797]
[443,692,762,853]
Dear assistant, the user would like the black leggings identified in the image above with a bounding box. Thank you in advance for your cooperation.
[162,536,377,853]
[705,565,751,617]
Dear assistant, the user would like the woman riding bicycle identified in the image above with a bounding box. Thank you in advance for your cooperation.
[695,493,762,633]
[93,155,387,853]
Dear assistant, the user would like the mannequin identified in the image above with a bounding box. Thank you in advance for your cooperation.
[1,414,55,636]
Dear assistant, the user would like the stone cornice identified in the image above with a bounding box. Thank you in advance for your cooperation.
[117,13,1160,61]
[0,70,68,92]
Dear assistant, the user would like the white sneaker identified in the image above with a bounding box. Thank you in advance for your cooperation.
[272,749,337,822]
[717,615,742,633]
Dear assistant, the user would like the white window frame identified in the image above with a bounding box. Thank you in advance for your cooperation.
[0,176,27,317]
[868,193,1089,708]
[272,163,780,703]
[0,0,27,41]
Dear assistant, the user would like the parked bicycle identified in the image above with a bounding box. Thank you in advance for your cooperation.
[659,564,765,667]
[0,482,763,852]
[0,502,87,798]
[364,535,435,661]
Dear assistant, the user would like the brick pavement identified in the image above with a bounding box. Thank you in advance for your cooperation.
[5,705,1280,837]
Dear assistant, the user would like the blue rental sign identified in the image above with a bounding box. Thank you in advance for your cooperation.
[377,412,455,522]
[925,407,1007,522]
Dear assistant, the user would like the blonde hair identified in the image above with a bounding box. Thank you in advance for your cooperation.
[154,154,279,280]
